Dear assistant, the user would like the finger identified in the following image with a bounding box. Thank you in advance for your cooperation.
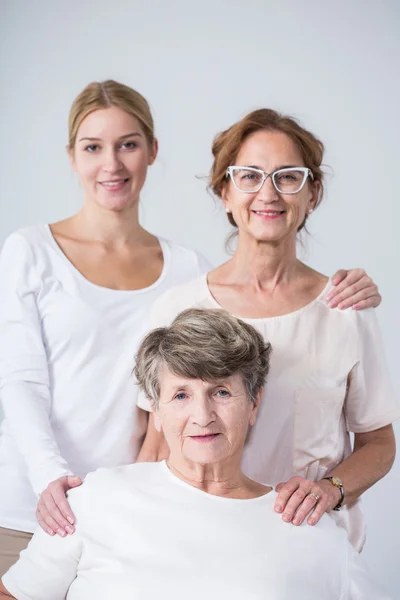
[307,496,331,525]
[51,486,77,525]
[36,512,55,536]
[353,294,382,310]
[274,478,303,513]
[42,493,75,533]
[328,277,373,307]
[337,288,379,310]
[292,493,323,525]
[280,487,310,523]
[39,509,67,537]
[275,482,285,493]
[331,269,348,286]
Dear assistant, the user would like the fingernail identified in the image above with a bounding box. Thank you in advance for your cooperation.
[328,300,338,308]
[352,304,360,310]
[65,525,74,535]
[47,529,55,536]
[293,517,301,525]
[275,504,283,513]
[57,529,66,537]
[326,292,334,301]
[283,513,292,522]
[309,518,316,525]
[67,516,74,525]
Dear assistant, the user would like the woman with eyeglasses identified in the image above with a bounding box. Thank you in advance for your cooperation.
[0,84,383,576]
[137,109,399,551]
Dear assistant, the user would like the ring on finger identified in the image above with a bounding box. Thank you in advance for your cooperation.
[309,492,320,503]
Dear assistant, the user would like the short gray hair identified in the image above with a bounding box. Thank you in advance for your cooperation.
[135,308,272,408]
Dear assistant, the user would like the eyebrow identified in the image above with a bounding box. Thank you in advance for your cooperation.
[246,164,300,171]
[78,132,142,142]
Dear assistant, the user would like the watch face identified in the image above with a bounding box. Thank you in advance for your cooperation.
[331,476,342,487]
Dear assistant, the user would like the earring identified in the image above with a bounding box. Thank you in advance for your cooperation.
[307,208,313,214]
[225,207,231,213]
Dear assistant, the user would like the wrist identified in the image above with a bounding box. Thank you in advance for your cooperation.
[322,476,344,510]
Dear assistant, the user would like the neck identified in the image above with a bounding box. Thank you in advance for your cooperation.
[229,232,301,291]
[167,453,247,497]
[73,201,145,247]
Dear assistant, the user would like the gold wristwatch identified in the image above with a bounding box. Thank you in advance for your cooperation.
[322,476,344,511]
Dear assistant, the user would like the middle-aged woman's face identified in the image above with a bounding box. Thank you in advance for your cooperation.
[223,129,319,244]
[69,106,157,212]
[154,366,260,466]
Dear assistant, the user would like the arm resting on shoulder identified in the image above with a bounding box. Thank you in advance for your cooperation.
[325,424,396,507]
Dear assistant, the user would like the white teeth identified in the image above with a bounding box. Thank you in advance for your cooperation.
[254,210,282,215]
[102,180,125,187]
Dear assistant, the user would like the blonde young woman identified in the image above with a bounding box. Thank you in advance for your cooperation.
[137,109,399,551]
[0,82,382,574]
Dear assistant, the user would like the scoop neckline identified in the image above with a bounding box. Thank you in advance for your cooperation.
[161,461,274,504]
[201,272,332,323]
[43,223,170,295]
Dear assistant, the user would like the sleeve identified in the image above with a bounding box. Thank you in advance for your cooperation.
[347,543,392,599]
[195,251,213,276]
[1,525,82,600]
[344,308,400,433]
[0,233,74,496]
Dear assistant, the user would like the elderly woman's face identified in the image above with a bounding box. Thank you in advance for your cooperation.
[154,366,260,465]
[223,130,318,243]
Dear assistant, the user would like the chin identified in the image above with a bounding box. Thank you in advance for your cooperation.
[96,195,137,212]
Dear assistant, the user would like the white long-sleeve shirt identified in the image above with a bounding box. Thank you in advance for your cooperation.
[2,461,392,599]
[0,225,211,533]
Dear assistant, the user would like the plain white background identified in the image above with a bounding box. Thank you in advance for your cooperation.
[0,0,399,595]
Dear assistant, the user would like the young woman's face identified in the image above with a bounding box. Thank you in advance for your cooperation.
[70,106,157,212]
[223,130,318,244]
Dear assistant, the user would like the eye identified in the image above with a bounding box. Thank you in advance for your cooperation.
[174,392,188,401]
[121,141,138,150]
[215,389,230,398]
[84,144,100,152]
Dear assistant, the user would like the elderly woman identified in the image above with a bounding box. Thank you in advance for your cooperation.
[0,309,391,599]
[137,109,400,551]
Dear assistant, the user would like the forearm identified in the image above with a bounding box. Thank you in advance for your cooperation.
[326,425,396,506]
[2,381,73,494]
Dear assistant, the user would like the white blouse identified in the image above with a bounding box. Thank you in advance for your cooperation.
[137,274,400,550]
[0,225,211,533]
[2,462,392,599]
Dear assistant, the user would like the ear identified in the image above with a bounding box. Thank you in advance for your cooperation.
[153,409,163,433]
[309,179,320,212]
[148,138,159,166]
[249,389,262,427]
[67,145,77,172]
[221,184,232,213]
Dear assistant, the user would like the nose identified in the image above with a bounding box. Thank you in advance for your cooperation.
[257,175,279,203]
[191,394,216,428]
[102,148,123,173]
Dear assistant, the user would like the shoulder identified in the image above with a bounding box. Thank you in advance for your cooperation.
[67,462,165,506]
[160,237,213,280]
[0,224,52,267]
[149,273,210,327]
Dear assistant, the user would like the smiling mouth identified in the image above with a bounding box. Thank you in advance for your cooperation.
[253,209,285,215]
[99,178,130,188]
[189,433,221,443]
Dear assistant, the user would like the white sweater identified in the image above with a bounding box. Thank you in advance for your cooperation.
[2,461,392,600]
[0,225,211,532]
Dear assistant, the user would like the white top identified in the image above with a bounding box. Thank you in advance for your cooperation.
[0,225,211,533]
[137,274,400,551]
[2,461,391,600]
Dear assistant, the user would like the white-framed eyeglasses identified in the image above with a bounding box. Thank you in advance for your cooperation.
[226,166,314,194]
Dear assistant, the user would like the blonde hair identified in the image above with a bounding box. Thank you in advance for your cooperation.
[135,308,272,408]
[68,80,155,149]
[210,108,325,232]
